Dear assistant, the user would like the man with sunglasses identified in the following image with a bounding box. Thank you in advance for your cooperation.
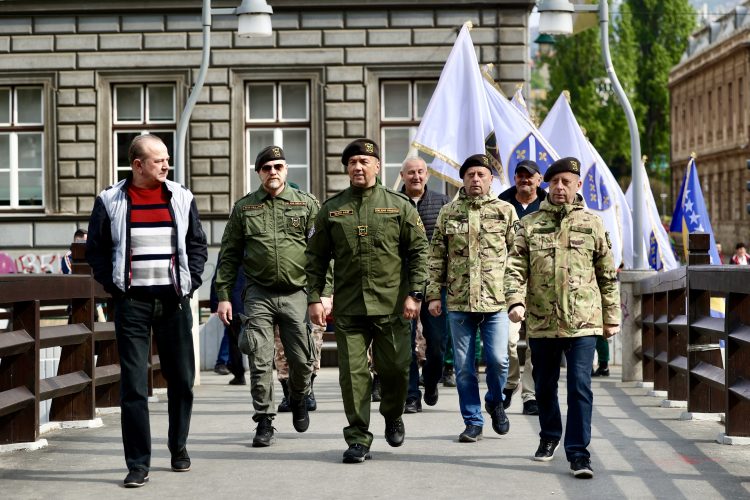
[215,145,319,447]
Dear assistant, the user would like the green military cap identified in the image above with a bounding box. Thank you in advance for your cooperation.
[341,138,380,165]
[459,153,493,178]
[543,156,581,182]
[255,145,285,172]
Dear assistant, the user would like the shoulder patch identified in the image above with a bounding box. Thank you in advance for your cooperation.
[374,208,400,214]
[513,220,522,233]
[605,231,612,249]
[416,217,425,232]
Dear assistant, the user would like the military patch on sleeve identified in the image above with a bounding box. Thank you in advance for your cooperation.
[416,217,425,232]
[374,208,400,214]
[330,209,354,217]
[605,231,612,249]
[308,226,316,239]
[286,201,307,206]
[242,204,264,211]
[513,220,522,233]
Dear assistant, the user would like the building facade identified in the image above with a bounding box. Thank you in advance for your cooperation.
[0,0,535,285]
[669,3,750,251]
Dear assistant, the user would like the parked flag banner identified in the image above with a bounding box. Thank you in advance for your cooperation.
[412,23,496,189]
[669,157,722,265]
[482,72,558,189]
[539,93,632,268]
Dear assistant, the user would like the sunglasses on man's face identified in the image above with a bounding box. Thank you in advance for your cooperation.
[261,163,286,172]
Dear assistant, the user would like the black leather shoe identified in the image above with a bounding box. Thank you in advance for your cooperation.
[384,418,405,447]
[228,376,246,385]
[570,457,594,478]
[522,400,539,415]
[252,417,275,447]
[534,438,560,462]
[123,468,149,487]
[404,398,422,413]
[486,402,510,435]
[502,387,515,409]
[170,448,191,472]
[592,365,610,377]
[423,385,438,406]
[305,392,317,411]
[342,443,372,463]
[290,397,310,433]
[458,424,483,442]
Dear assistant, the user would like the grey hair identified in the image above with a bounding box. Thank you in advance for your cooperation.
[401,156,427,170]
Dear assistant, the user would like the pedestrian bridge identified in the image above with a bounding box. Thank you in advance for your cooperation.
[1,367,749,499]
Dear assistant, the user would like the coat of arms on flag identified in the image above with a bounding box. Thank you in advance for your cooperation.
[648,230,663,271]
[583,163,611,211]
[507,133,554,185]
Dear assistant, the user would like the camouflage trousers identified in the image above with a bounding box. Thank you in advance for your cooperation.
[275,323,325,380]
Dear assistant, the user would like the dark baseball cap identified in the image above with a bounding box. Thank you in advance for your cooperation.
[515,159,540,175]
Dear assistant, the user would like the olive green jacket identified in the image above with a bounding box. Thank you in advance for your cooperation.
[305,183,428,316]
[426,188,518,312]
[504,196,620,338]
[215,183,319,300]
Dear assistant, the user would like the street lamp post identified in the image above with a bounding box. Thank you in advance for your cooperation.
[537,0,647,270]
[174,0,274,185]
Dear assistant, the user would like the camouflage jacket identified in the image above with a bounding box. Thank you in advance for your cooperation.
[426,188,517,312]
[504,196,620,338]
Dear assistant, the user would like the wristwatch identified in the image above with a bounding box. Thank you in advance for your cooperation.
[408,291,424,301]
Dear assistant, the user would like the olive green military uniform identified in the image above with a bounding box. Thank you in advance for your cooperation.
[216,183,319,421]
[305,183,428,447]
[504,196,620,337]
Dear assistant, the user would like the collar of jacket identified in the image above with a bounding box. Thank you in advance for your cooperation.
[540,193,584,214]
[498,185,547,203]
[350,183,379,197]
[118,175,174,199]
[259,182,295,201]
[458,187,496,208]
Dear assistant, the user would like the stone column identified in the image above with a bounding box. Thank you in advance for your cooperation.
[618,269,656,382]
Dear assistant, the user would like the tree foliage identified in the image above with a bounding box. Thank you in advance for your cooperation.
[538,0,695,181]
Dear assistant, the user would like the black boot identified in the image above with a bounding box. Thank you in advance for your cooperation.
[278,379,291,412]
[592,362,610,377]
[306,373,317,411]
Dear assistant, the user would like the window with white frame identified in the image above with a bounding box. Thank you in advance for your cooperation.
[380,80,446,193]
[246,82,310,193]
[0,86,44,208]
[112,84,176,182]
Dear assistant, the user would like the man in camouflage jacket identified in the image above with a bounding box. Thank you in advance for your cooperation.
[504,157,620,479]
[427,154,518,443]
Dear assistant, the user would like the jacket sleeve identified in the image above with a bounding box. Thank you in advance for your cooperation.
[186,197,208,294]
[504,219,530,309]
[425,208,447,302]
[401,203,429,293]
[85,196,119,296]
[305,209,332,304]
[594,225,621,325]
[216,203,244,302]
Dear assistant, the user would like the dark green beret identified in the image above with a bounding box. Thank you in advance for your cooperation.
[543,156,581,182]
[341,138,380,165]
[255,145,285,172]
[459,153,493,178]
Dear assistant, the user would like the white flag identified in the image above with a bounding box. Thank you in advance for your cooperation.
[412,23,496,189]
[511,86,531,120]
[539,93,632,269]
[626,162,679,270]
[482,73,558,190]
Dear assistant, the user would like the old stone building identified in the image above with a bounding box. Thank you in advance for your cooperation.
[669,3,750,251]
[0,0,534,285]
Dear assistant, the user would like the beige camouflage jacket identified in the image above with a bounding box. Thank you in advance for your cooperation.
[426,188,517,312]
[504,196,620,338]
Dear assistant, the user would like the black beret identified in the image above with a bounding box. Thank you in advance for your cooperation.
[255,145,285,172]
[515,159,540,175]
[341,138,380,165]
[543,156,581,182]
[459,153,493,178]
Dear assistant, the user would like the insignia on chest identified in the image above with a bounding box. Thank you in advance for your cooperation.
[374,208,400,214]
[286,201,306,206]
[330,209,354,217]
[242,204,264,211]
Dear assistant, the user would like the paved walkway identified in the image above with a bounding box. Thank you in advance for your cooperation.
[2,366,749,499]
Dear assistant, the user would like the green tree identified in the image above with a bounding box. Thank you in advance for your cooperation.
[627,0,695,171]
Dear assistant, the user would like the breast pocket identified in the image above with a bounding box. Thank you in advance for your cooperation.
[285,209,307,234]
[481,216,507,257]
[445,219,469,256]
[243,210,265,236]
[375,213,400,249]
[528,233,557,278]
[568,228,596,275]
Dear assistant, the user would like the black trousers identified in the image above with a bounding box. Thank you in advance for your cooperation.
[114,293,195,472]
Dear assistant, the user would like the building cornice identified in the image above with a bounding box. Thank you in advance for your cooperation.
[669,27,750,88]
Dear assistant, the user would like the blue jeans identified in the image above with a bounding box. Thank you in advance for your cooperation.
[529,335,596,462]
[408,287,449,400]
[448,310,509,426]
